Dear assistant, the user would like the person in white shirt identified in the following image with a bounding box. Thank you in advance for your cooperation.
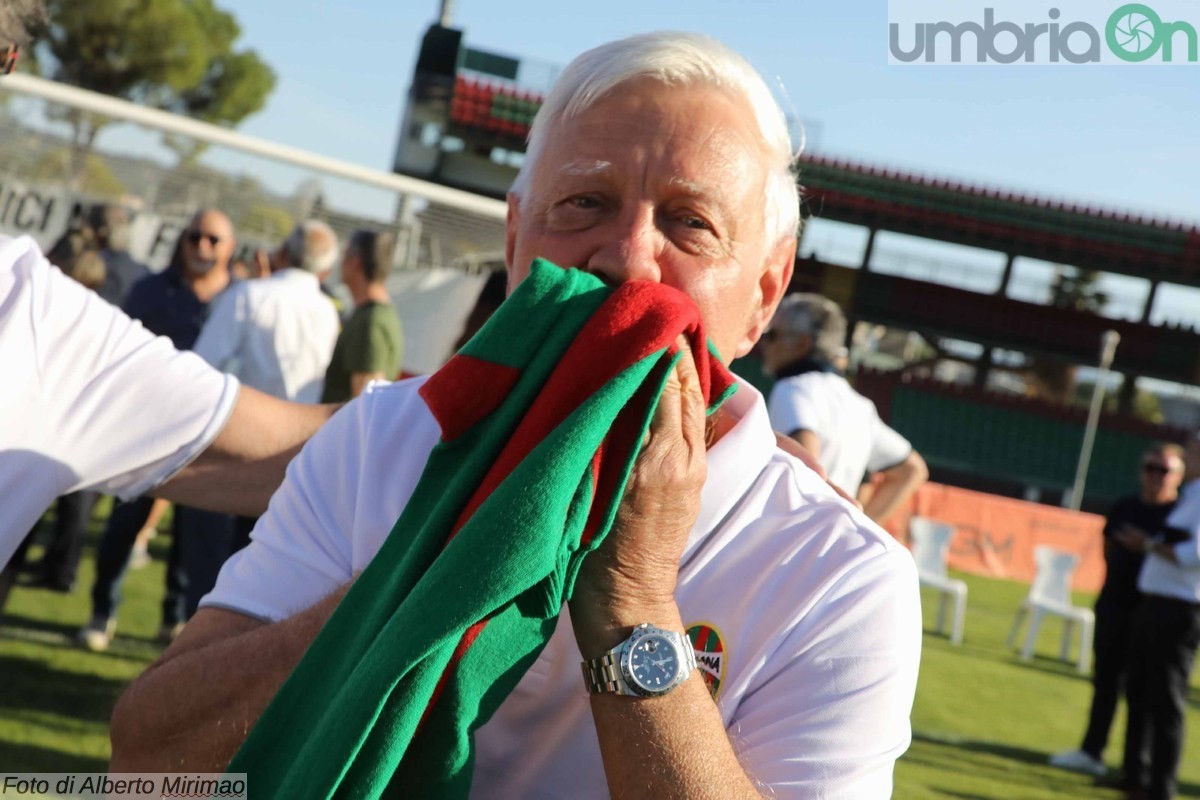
[0,1,331,574]
[194,220,340,404]
[111,32,922,798]
[0,235,334,553]
[763,293,928,525]
[1114,432,1200,800]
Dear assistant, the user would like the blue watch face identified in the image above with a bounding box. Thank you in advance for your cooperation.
[627,634,680,693]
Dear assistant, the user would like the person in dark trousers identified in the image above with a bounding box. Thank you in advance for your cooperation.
[1049,443,1185,777]
[1114,433,1200,800]
[78,213,237,651]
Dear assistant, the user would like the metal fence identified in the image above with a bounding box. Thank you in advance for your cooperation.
[0,73,507,275]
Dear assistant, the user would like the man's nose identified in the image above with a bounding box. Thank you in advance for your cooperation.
[582,206,661,286]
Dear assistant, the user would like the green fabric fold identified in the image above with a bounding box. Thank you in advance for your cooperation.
[228,260,736,798]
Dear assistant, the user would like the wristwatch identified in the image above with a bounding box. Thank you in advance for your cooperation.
[581,623,696,697]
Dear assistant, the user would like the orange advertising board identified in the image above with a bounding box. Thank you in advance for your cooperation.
[881,482,1107,593]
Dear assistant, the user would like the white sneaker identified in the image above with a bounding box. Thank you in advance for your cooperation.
[77,617,116,653]
[156,622,185,645]
[129,542,151,570]
[1049,748,1107,776]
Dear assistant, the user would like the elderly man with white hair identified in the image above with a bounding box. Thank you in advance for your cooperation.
[762,293,929,525]
[194,220,341,404]
[112,32,922,798]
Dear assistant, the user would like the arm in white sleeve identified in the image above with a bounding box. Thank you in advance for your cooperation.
[198,394,366,621]
[767,379,822,440]
[13,237,237,498]
[865,415,914,475]
[1172,538,1200,569]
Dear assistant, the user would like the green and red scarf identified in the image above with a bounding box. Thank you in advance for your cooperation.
[229,259,737,798]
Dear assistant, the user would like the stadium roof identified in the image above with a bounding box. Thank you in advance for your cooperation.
[798,154,1200,289]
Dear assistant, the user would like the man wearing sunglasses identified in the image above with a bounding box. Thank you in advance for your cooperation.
[122,211,235,340]
[1,7,335,566]
[1051,443,1185,780]
[762,293,928,525]
[1108,434,1200,800]
[72,210,241,646]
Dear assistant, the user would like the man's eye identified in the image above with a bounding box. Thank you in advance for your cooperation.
[545,195,605,230]
[681,215,714,232]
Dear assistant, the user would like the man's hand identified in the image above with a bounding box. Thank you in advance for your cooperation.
[569,340,706,653]
[863,451,928,525]
[567,340,764,798]
[1114,523,1152,554]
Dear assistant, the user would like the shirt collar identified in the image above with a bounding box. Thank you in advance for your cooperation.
[775,355,838,379]
[1181,478,1200,499]
[271,267,321,285]
[685,377,776,558]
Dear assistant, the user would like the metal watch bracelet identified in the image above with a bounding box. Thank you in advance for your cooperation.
[581,624,696,696]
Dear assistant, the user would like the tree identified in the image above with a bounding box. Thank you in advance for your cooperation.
[29,149,126,198]
[28,0,275,183]
[1026,267,1110,403]
[1048,267,1109,312]
[242,203,293,243]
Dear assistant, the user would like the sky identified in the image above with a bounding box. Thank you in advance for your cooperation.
[23,0,1199,329]
[212,0,1199,221]
[181,0,1199,331]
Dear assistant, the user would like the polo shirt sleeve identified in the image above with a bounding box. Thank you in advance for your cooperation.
[1167,494,1200,569]
[16,240,238,498]
[767,379,821,439]
[865,411,913,474]
[199,395,363,622]
[731,542,922,797]
[1172,539,1200,570]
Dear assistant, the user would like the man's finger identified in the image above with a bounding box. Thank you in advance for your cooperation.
[649,338,698,428]
[673,339,706,456]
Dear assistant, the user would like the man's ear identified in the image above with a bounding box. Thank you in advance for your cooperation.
[505,193,521,291]
[736,238,795,359]
[797,332,815,359]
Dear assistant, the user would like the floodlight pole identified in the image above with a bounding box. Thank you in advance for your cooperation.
[1069,330,1121,511]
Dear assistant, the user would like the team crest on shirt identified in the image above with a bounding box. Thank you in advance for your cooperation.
[686,623,726,700]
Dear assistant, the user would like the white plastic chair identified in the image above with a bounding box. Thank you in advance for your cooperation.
[909,516,967,646]
[1006,545,1094,673]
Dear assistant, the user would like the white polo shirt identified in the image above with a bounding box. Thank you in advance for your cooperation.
[193,268,339,403]
[0,235,238,553]
[203,376,922,798]
[1139,479,1200,603]
[768,371,913,496]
